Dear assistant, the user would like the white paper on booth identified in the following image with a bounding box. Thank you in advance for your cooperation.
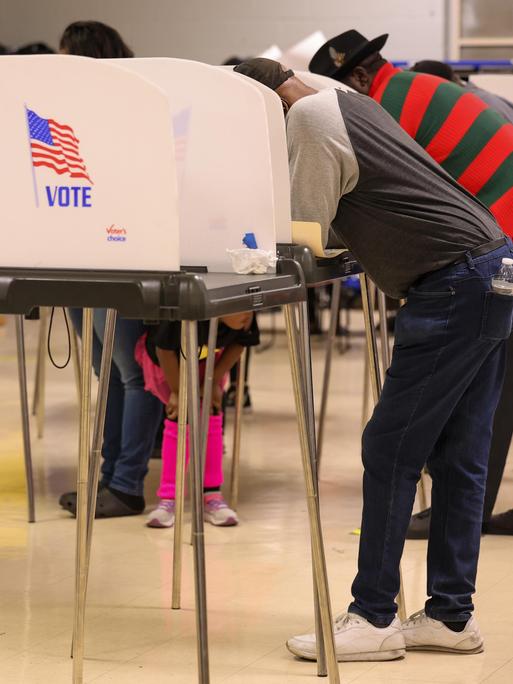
[292,221,345,258]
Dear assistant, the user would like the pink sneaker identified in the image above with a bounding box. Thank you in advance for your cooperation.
[146,499,175,528]
[203,493,238,527]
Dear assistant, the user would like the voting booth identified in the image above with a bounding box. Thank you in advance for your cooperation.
[1,55,180,273]
[1,54,183,684]
[1,55,342,684]
[111,57,292,271]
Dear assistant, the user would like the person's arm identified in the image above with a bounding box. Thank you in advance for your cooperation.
[156,347,180,419]
[213,343,244,384]
[286,90,359,248]
[211,343,244,411]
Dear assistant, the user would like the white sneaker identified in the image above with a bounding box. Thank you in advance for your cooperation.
[286,612,406,662]
[203,493,238,526]
[146,500,175,528]
[402,610,484,654]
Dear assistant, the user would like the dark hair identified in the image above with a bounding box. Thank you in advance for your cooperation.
[59,20,134,59]
[411,60,455,82]
[339,53,386,86]
[15,42,55,55]
[222,56,249,66]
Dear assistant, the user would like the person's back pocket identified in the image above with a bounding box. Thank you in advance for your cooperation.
[480,291,513,341]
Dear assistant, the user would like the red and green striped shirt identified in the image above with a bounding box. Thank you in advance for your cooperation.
[370,63,513,236]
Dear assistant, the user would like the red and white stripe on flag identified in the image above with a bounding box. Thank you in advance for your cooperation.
[31,118,93,184]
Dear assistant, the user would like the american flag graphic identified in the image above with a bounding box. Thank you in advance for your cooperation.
[172,108,191,165]
[26,108,93,184]
[172,107,191,199]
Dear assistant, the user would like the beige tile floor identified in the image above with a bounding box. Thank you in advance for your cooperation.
[1,312,513,683]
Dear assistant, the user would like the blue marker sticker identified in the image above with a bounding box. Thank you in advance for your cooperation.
[242,232,258,249]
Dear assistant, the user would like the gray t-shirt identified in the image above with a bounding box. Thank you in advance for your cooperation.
[465,82,513,125]
[287,88,502,298]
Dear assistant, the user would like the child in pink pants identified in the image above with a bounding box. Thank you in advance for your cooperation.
[136,313,259,528]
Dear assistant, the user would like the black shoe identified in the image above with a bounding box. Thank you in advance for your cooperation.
[60,486,145,518]
[94,488,145,518]
[59,482,107,512]
[406,507,431,539]
[224,384,252,411]
[482,509,513,535]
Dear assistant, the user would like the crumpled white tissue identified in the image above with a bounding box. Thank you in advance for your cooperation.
[227,248,277,275]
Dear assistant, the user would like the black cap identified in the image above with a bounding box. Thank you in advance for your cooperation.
[234,58,294,91]
[309,30,388,80]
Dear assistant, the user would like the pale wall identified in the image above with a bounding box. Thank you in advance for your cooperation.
[0,0,446,63]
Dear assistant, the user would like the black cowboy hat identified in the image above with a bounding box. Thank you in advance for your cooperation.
[309,30,388,80]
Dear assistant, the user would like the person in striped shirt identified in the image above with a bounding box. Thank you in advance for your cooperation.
[310,31,513,539]
[408,59,513,539]
[411,60,513,125]
[309,30,513,237]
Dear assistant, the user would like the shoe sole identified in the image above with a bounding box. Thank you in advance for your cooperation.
[286,643,406,662]
[406,643,484,655]
[204,515,239,527]
[146,518,175,528]
[95,508,144,518]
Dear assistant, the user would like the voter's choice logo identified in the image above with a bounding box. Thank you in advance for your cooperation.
[25,106,93,208]
[106,224,128,243]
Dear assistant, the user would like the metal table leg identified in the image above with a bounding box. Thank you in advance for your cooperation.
[418,469,430,511]
[32,307,49,439]
[83,309,117,586]
[297,301,328,678]
[360,275,382,403]
[200,320,219,477]
[284,303,340,683]
[72,308,94,684]
[360,275,406,622]
[376,289,391,372]
[15,316,36,523]
[229,348,247,510]
[317,280,342,471]
[172,323,190,610]
[186,320,210,683]
[361,352,371,433]
[178,320,219,601]
[69,309,82,408]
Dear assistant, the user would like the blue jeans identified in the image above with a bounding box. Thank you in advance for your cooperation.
[349,242,513,625]
[69,310,163,497]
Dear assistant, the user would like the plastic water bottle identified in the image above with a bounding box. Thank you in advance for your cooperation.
[492,258,513,295]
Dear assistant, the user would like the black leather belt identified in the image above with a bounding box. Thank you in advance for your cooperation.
[453,237,506,265]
